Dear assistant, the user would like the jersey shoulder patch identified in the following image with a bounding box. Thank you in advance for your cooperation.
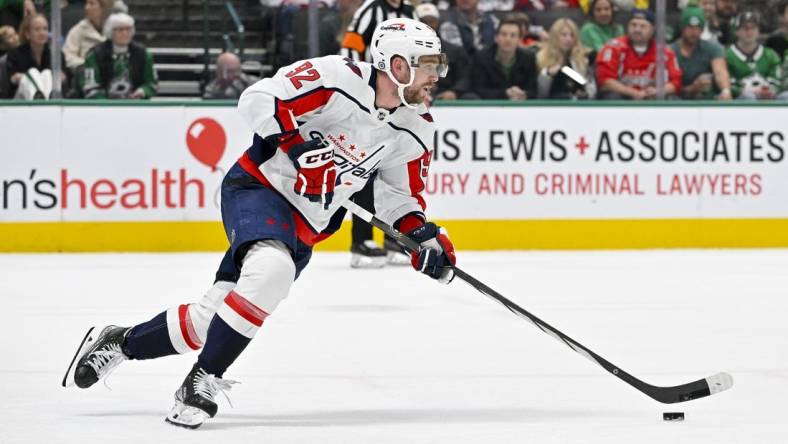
[341,57,363,78]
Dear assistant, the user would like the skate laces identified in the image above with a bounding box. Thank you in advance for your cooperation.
[86,343,128,390]
[193,369,238,407]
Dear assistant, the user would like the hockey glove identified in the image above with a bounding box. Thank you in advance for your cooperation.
[287,138,337,209]
[405,222,456,284]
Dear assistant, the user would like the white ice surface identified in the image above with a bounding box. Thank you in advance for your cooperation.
[1,250,787,444]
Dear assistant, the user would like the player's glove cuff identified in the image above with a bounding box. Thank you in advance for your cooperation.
[405,222,456,284]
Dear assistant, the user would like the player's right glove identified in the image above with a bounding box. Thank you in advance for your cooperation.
[287,138,336,210]
[405,222,456,284]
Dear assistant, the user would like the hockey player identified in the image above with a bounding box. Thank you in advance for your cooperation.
[62,18,456,429]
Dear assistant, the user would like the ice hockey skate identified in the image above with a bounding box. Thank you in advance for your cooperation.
[165,363,237,429]
[350,240,387,268]
[384,237,411,265]
[62,325,130,388]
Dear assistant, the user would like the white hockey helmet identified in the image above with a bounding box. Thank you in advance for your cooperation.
[369,17,448,108]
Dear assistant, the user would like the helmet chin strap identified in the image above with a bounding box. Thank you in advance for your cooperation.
[386,66,419,110]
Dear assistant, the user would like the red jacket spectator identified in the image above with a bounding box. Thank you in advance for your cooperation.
[596,35,683,93]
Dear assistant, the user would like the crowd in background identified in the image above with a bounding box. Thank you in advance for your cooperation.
[0,0,787,100]
[320,0,788,101]
[0,0,157,99]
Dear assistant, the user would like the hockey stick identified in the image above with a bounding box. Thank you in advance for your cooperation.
[342,200,733,404]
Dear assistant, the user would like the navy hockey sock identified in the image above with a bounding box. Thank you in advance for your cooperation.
[197,315,251,378]
[123,311,178,360]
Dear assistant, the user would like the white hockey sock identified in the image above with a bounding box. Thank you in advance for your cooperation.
[165,281,235,353]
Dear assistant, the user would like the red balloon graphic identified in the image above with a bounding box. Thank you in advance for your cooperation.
[186,118,227,171]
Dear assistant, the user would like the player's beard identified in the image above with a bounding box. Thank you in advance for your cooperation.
[402,80,432,105]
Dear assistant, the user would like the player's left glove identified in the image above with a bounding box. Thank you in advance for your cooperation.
[405,222,456,284]
[287,138,337,210]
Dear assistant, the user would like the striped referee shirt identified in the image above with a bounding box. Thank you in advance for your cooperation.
[340,0,415,62]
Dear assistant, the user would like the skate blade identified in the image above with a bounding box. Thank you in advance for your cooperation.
[350,254,386,269]
[165,417,203,430]
[61,326,97,388]
[165,401,209,429]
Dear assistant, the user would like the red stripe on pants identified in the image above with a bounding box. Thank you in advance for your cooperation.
[178,304,202,350]
[225,291,269,327]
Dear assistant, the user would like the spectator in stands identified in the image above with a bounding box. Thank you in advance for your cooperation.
[715,0,738,45]
[439,0,499,59]
[0,24,20,98]
[471,17,538,100]
[726,11,783,100]
[580,0,624,53]
[0,24,19,57]
[765,1,788,62]
[63,0,128,71]
[203,52,258,100]
[340,0,414,62]
[319,0,362,56]
[416,3,472,100]
[81,12,157,99]
[781,56,788,99]
[509,11,546,48]
[537,18,594,98]
[0,0,34,31]
[415,3,440,29]
[696,0,722,42]
[671,6,732,100]
[596,9,683,99]
[479,0,516,13]
[6,13,66,99]
[515,0,580,10]
[579,0,648,13]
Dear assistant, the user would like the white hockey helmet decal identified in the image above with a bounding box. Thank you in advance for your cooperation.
[370,17,448,108]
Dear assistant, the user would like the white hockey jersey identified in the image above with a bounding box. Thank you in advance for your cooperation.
[237,55,434,245]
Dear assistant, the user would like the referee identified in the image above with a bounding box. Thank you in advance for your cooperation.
[341,0,415,61]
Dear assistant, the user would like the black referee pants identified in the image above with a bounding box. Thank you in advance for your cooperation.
[351,179,375,245]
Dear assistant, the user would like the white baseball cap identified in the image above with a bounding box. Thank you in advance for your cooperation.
[415,3,439,20]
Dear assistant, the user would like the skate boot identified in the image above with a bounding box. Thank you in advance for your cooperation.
[165,363,237,429]
[350,240,387,268]
[62,325,130,388]
[384,237,411,266]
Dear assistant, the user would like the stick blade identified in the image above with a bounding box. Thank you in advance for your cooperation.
[644,371,734,404]
[706,372,734,395]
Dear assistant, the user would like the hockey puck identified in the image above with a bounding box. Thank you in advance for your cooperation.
[663,412,685,421]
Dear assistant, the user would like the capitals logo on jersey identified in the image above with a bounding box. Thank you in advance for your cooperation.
[309,130,384,184]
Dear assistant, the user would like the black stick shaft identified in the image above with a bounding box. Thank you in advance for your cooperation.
[341,201,733,404]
